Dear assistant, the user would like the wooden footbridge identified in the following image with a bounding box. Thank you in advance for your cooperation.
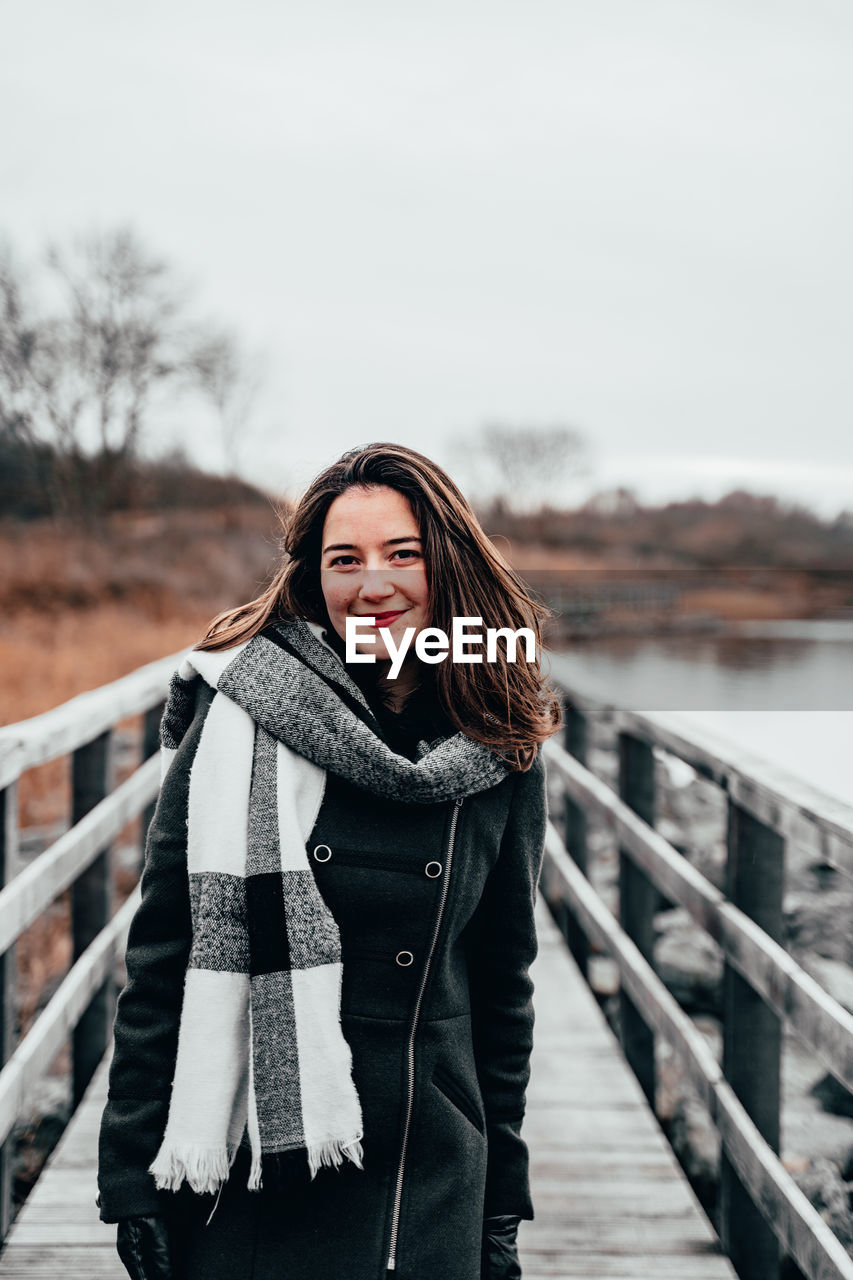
[0,655,851,1279]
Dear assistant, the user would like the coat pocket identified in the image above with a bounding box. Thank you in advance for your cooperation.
[431,1062,485,1136]
[309,845,424,874]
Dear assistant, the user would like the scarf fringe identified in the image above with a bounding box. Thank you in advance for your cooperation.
[151,1136,366,1197]
[149,1144,236,1195]
[307,1134,365,1179]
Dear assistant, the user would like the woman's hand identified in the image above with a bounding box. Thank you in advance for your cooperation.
[481,1213,522,1280]
[116,1213,174,1280]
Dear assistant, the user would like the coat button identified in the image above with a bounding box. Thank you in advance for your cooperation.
[425,861,442,878]
[395,950,414,967]
[312,844,332,862]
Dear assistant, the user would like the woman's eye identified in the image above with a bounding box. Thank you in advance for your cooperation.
[328,550,420,567]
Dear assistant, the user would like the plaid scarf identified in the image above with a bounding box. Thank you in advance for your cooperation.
[148,619,511,1198]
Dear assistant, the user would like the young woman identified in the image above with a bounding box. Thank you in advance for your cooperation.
[97,442,562,1280]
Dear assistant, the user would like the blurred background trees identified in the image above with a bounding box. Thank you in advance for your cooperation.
[451,422,591,515]
[0,226,264,521]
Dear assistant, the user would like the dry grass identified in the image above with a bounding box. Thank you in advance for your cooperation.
[2,605,222,827]
[0,505,281,619]
[1,603,216,726]
[1,505,282,823]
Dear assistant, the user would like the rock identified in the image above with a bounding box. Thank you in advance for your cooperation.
[792,1158,853,1252]
[809,862,842,891]
[786,888,853,963]
[588,955,619,998]
[840,1147,853,1182]
[656,1016,720,1123]
[667,1093,720,1214]
[13,1105,71,1210]
[784,1080,853,1167]
[654,908,724,1014]
[811,1074,853,1120]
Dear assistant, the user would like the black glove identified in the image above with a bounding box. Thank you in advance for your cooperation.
[481,1213,522,1280]
[116,1213,174,1280]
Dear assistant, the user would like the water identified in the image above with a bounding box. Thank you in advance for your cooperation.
[545,623,853,806]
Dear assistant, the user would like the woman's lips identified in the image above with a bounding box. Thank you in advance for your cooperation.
[357,609,407,625]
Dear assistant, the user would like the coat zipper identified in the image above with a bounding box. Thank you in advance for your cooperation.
[385,796,463,1273]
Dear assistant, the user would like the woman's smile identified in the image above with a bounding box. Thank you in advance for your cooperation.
[357,608,408,625]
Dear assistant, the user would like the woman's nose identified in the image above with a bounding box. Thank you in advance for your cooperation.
[357,571,398,599]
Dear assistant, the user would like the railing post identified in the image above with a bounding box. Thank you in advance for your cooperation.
[617,732,657,1108]
[563,705,589,978]
[71,730,115,1107]
[720,801,784,1280]
[0,782,19,1241]
[140,701,164,870]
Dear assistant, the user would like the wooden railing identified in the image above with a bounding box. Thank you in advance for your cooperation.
[0,653,180,1241]
[542,679,853,1280]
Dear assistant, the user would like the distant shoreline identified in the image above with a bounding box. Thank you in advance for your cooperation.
[549,612,853,642]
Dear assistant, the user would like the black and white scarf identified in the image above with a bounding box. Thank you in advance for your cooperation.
[148,618,511,1198]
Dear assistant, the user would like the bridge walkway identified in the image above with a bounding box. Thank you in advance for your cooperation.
[0,895,735,1279]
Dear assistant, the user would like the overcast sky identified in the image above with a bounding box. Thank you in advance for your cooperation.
[3,0,852,514]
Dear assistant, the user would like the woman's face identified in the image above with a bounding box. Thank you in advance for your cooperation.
[320,484,430,665]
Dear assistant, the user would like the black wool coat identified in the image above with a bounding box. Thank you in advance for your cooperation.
[98,667,548,1280]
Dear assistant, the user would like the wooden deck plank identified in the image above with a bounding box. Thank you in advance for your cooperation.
[0,892,736,1277]
[0,1054,122,1276]
[517,895,735,1277]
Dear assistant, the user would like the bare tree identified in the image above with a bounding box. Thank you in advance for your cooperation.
[453,422,590,514]
[187,325,266,476]
[0,227,265,519]
[44,228,188,511]
[0,246,41,447]
[0,244,79,514]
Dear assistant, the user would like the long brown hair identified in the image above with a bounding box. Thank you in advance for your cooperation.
[197,442,562,770]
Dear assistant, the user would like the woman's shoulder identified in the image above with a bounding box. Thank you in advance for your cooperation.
[508,744,547,806]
